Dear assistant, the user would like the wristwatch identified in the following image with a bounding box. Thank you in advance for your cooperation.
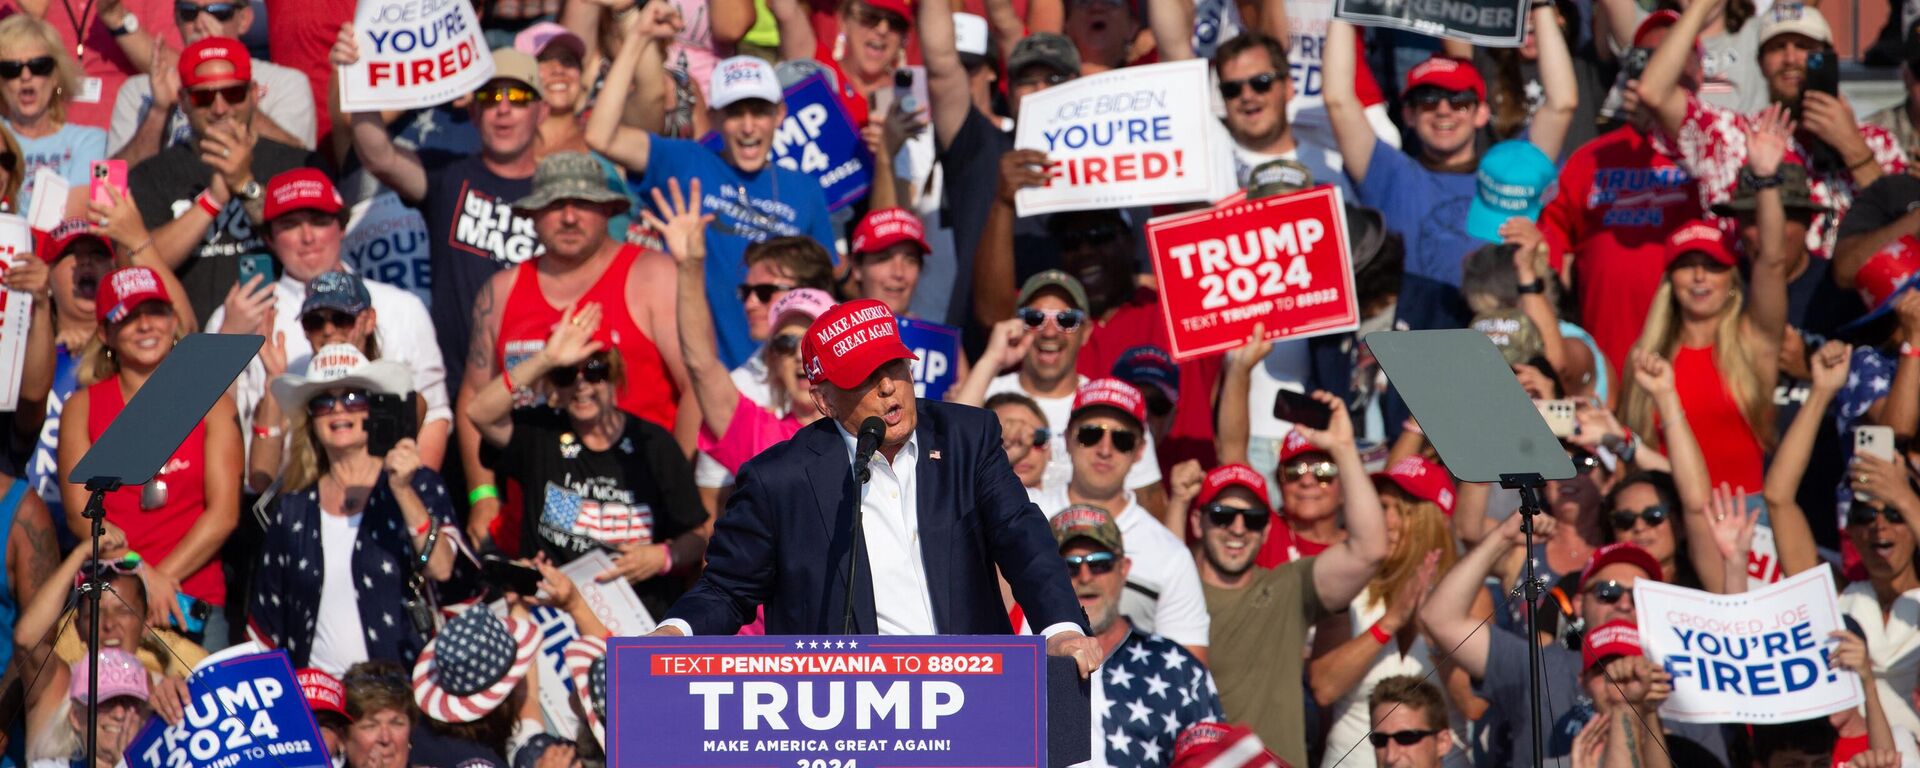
[238,179,263,202]
[1739,167,1783,190]
[108,13,138,36]
[1517,278,1547,295]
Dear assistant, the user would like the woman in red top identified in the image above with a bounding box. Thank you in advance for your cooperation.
[56,266,241,649]
[1618,108,1795,492]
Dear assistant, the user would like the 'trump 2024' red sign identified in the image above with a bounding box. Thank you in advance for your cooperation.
[1146,186,1361,362]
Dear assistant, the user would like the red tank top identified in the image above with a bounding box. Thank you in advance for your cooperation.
[1671,345,1765,492]
[494,245,680,431]
[86,380,224,606]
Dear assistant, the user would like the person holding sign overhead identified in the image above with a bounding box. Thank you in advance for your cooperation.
[587,10,836,371]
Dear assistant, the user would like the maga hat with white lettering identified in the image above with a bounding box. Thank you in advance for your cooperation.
[802,298,918,389]
[413,605,539,723]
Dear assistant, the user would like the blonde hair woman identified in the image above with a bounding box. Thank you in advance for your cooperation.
[0,15,104,216]
[1617,107,1795,492]
[1312,457,1490,768]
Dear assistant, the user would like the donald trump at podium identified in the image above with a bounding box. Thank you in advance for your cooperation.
[653,300,1105,675]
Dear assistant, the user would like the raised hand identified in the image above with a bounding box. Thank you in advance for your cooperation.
[1631,348,1675,398]
[640,178,712,265]
[1500,219,1546,268]
[1294,391,1353,452]
[1705,483,1758,564]
[996,150,1051,206]
[1744,103,1795,178]
[1496,509,1556,547]
[1225,323,1271,373]
[1809,340,1853,395]
[1381,550,1440,634]
[1851,453,1919,510]
[1166,459,1204,513]
[383,438,422,488]
[543,302,607,368]
[88,184,151,252]
[984,317,1033,371]
[219,273,275,336]
[329,23,360,67]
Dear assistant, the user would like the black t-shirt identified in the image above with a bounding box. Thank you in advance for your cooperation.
[497,407,702,616]
[128,138,319,325]
[1768,256,1866,547]
[408,722,505,768]
[1835,173,1920,242]
[418,152,541,395]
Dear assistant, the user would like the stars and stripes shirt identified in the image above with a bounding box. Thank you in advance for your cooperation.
[1834,345,1901,511]
[1091,628,1223,768]
[247,467,477,670]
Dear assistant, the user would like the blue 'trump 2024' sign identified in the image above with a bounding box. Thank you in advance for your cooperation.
[608,635,1048,767]
[699,73,873,212]
[127,650,330,768]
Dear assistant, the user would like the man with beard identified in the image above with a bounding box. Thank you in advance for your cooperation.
[1192,395,1387,768]
[1051,505,1221,768]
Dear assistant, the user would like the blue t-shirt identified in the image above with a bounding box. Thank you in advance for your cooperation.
[629,136,836,368]
[8,123,106,215]
[1356,142,1482,331]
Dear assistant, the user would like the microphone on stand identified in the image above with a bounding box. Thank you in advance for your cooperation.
[845,416,886,634]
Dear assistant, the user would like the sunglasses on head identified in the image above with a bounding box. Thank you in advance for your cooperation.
[1585,579,1630,605]
[0,56,55,80]
[1369,730,1440,748]
[473,85,537,107]
[1017,306,1085,332]
[1204,503,1270,531]
[851,4,908,33]
[306,389,370,417]
[186,83,250,108]
[737,282,794,304]
[770,332,804,356]
[1847,504,1905,527]
[1217,71,1279,100]
[1282,460,1338,484]
[1062,551,1118,576]
[1074,423,1138,453]
[174,1,241,21]
[1610,505,1669,531]
[73,557,141,589]
[300,309,356,333]
[1408,87,1479,111]
[548,357,612,387]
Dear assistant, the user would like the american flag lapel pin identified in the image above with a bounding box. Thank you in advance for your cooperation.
[929,449,942,460]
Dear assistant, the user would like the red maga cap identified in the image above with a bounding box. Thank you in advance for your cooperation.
[1277,429,1327,464]
[1071,378,1147,428]
[851,207,930,256]
[298,668,349,720]
[1371,456,1457,515]
[1172,722,1292,768]
[264,168,343,221]
[1664,220,1737,268]
[1403,54,1485,101]
[1582,619,1643,672]
[179,37,251,89]
[861,0,913,25]
[1579,542,1663,590]
[1199,464,1272,512]
[1854,235,1920,316]
[802,299,919,389]
[1632,9,1683,47]
[38,218,113,263]
[96,266,171,324]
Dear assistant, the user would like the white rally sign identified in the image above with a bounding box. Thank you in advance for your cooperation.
[338,0,494,112]
[1635,567,1861,724]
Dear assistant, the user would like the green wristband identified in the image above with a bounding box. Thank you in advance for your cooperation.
[468,484,500,506]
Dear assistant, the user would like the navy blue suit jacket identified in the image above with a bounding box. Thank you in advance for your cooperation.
[666,400,1088,636]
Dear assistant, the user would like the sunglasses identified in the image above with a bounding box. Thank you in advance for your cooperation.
[1369,730,1440,748]
[1610,506,1669,531]
[306,389,370,417]
[548,357,613,387]
[73,557,141,590]
[1585,580,1630,605]
[1074,424,1138,453]
[1062,551,1119,576]
[174,1,241,21]
[1203,503,1270,531]
[1017,306,1084,332]
[769,332,804,356]
[300,309,357,333]
[0,56,55,80]
[1408,87,1480,111]
[1218,71,1279,100]
[1014,71,1072,89]
[1282,460,1338,484]
[737,282,794,304]
[473,85,537,107]
[851,4,908,33]
[1057,223,1123,251]
[186,83,250,108]
[1847,504,1905,527]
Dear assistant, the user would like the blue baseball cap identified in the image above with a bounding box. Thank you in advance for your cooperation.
[1467,140,1558,243]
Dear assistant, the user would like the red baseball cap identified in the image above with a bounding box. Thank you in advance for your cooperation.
[1402,54,1485,101]
[1848,234,1920,326]
[851,207,930,256]
[1173,722,1292,768]
[1581,619,1643,672]
[1578,542,1663,591]
[264,168,344,222]
[1277,430,1328,464]
[1664,220,1737,268]
[859,0,913,26]
[96,266,171,324]
[178,37,251,89]
[802,299,919,389]
[297,668,349,721]
[1071,378,1147,430]
[1198,464,1272,512]
[1632,9,1682,47]
[1371,456,1457,515]
[37,218,113,263]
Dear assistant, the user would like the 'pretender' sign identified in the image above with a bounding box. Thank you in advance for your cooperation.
[608,635,1048,768]
[1145,185,1360,362]
[1635,568,1862,724]
[1334,0,1530,46]
[339,0,494,112]
[127,650,332,768]
[1013,59,1236,217]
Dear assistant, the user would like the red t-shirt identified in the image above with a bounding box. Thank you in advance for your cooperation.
[86,380,225,605]
[1256,522,1330,569]
[814,41,872,129]
[1671,345,1765,492]
[264,0,352,150]
[1077,288,1222,476]
[1,0,185,129]
[1538,126,1701,382]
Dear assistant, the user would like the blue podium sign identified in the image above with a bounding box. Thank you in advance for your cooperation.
[608,635,1050,767]
[898,318,961,400]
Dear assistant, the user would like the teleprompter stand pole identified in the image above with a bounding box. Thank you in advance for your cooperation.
[79,477,121,768]
[1503,472,1549,768]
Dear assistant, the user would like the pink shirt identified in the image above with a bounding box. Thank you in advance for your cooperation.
[697,393,806,473]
